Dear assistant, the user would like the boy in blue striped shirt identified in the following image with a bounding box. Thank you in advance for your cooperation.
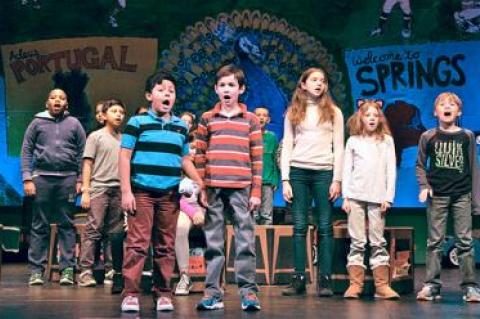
[119,72,205,313]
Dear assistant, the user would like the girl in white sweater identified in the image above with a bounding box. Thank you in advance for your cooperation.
[342,99,399,300]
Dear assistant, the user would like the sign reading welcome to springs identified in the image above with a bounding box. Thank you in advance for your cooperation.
[345,41,480,207]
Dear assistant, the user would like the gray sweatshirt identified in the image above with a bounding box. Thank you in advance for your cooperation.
[21,110,86,182]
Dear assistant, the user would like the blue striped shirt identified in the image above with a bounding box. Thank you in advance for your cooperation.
[121,109,189,192]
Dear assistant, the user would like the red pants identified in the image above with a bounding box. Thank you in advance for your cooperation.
[122,189,179,298]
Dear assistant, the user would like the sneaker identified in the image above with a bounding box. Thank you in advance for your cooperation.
[369,27,383,37]
[156,297,174,311]
[28,273,44,286]
[196,295,224,310]
[121,296,140,312]
[104,269,114,286]
[175,273,192,296]
[78,270,97,287]
[59,267,74,285]
[416,285,441,301]
[241,292,261,311]
[463,286,480,302]
[401,28,412,39]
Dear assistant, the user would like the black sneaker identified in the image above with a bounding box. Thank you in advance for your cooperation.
[282,274,306,296]
[111,273,123,294]
[317,275,333,297]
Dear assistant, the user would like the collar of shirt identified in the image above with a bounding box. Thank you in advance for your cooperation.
[212,102,248,118]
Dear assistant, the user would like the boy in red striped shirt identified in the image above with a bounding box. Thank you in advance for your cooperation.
[195,64,263,311]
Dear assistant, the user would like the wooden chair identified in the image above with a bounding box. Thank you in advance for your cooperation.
[46,223,86,281]
[225,224,271,285]
[271,225,314,283]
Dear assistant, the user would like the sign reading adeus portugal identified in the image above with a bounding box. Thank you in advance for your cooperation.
[1,37,157,156]
[345,41,480,207]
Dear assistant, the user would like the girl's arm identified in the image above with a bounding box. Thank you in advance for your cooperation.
[332,107,345,183]
[180,197,198,219]
[385,135,397,204]
[280,115,294,182]
[342,138,353,200]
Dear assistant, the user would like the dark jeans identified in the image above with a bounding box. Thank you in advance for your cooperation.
[122,188,179,298]
[425,193,478,289]
[80,187,124,271]
[290,167,333,276]
[28,175,77,274]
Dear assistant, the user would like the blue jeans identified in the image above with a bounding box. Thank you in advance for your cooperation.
[290,167,333,276]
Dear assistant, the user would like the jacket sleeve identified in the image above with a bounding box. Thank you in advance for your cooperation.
[21,120,38,182]
[76,121,87,182]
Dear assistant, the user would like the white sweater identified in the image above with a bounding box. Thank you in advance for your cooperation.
[281,103,344,181]
[342,134,396,204]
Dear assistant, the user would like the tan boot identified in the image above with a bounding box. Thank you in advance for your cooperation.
[373,266,400,299]
[343,265,365,299]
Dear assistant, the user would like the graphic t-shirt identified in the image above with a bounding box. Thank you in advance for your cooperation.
[427,130,471,196]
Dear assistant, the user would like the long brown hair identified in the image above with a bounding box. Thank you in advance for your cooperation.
[347,99,391,140]
[287,67,337,126]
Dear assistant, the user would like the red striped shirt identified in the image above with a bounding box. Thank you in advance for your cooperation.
[195,103,263,198]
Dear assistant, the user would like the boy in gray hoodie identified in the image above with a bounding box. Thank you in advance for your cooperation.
[21,88,86,286]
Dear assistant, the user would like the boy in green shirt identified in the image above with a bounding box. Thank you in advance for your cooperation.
[254,107,279,225]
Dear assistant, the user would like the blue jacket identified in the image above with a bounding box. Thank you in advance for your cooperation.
[21,111,86,181]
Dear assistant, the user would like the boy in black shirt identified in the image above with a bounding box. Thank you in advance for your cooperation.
[416,92,480,302]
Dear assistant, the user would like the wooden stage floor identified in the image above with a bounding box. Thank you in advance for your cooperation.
[1,263,480,319]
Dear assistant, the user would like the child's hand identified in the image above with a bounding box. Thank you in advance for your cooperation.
[122,191,137,215]
[23,181,36,197]
[199,188,208,207]
[81,192,91,210]
[342,198,350,213]
[329,181,341,201]
[249,196,261,213]
[192,212,205,226]
[381,201,391,213]
[282,181,293,203]
[418,188,432,203]
[76,182,83,194]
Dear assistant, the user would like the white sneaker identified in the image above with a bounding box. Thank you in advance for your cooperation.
[121,296,140,312]
[156,297,174,311]
[104,269,114,286]
[175,273,192,296]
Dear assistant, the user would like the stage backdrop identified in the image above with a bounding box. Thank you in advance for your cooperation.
[0,37,157,205]
[345,41,480,207]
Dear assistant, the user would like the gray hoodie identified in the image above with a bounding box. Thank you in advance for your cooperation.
[21,110,86,182]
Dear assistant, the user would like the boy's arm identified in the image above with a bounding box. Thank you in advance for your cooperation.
[21,120,38,182]
[467,131,480,215]
[415,132,431,191]
[119,117,140,213]
[194,115,208,180]
[272,133,280,189]
[250,115,263,199]
[80,159,93,209]
[75,121,87,185]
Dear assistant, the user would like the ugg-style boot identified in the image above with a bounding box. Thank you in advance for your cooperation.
[282,274,306,296]
[343,265,365,299]
[373,266,400,299]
